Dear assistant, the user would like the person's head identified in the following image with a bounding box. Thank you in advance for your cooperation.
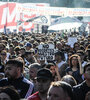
[29,63,42,80]
[76,50,85,62]
[47,81,73,100]
[12,40,19,47]
[73,42,79,52]
[5,58,24,79]
[45,63,56,76]
[0,50,7,62]
[56,41,62,50]
[69,54,80,68]
[25,51,35,63]
[84,62,90,80]
[61,75,77,87]
[9,44,14,54]
[36,68,53,94]
[0,86,20,100]
[14,46,21,56]
[0,43,5,52]
[25,42,32,51]
[19,47,26,56]
[85,44,90,61]
[55,50,64,62]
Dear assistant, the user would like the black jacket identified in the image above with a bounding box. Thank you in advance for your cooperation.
[0,76,34,99]
[73,81,90,100]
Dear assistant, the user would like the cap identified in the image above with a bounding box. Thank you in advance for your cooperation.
[25,42,32,48]
[36,68,52,80]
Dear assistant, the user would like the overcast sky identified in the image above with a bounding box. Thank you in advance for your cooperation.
[1,0,90,8]
[18,0,90,8]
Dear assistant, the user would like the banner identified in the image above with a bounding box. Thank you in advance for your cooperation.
[0,2,90,32]
[17,4,90,16]
[0,2,17,32]
[67,37,77,48]
[67,8,90,16]
[0,2,50,32]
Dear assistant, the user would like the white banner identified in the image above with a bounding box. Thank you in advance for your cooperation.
[0,2,90,32]
[38,44,55,61]
[17,4,90,16]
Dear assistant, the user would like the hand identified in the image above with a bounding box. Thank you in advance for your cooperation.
[55,64,59,72]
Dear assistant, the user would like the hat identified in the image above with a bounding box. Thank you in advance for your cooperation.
[25,42,32,48]
[36,68,52,80]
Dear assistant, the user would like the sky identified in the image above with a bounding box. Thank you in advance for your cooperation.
[18,0,90,8]
[1,0,90,8]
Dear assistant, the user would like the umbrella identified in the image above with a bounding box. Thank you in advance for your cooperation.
[48,17,82,31]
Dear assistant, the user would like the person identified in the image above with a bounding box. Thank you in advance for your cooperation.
[27,68,53,100]
[0,57,4,73]
[25,42,32,51]
[29,63,42,81]
[0,58,34,99]
[61,75,77,87]
[54,50,68,78]
[45,63,61,81]
[73,42,80,53]
[85,44,90,61]
[76,50,87,67]
[24,51,37,67]
[56,41,63,51]
[29,63,42,93]
[47,81,73,100]
[66,54,83,84]
[0,86,20,100]
[73,62,90,100]
[0,43,6,53]
[0,50,8,66]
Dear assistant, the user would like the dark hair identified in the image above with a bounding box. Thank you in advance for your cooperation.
[6,59,24,72]
[76,50,85,55]
[84,62,90,73]
[45,63,55,69]
[61,75,77,87]
[0,86,20,100]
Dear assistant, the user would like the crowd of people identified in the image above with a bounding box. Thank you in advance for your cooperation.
[0,31,90,100]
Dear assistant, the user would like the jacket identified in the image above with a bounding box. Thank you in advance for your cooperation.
[0,75,34,99]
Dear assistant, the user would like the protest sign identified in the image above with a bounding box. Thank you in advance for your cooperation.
[67,37,77,48]
[38,44,55,61]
